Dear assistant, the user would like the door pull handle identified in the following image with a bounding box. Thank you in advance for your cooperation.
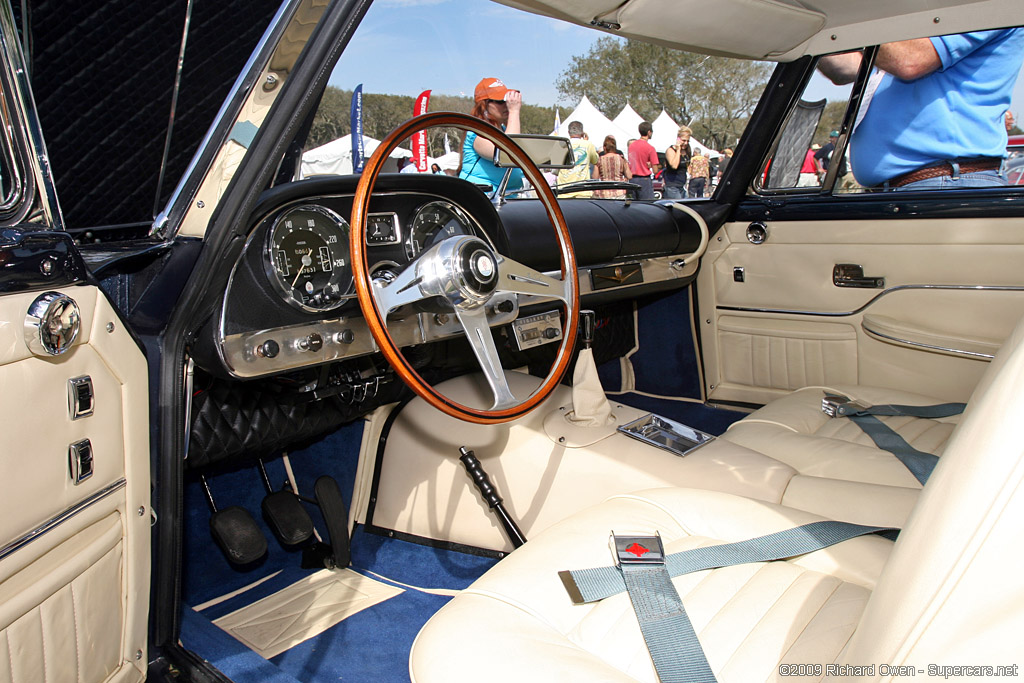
[833,264,884,288]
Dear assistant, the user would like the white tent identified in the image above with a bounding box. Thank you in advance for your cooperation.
[650,110,721,158]
[650,110,682,152]
[612,104,645,140]
[300,134,413,177]
[558,96,633,151]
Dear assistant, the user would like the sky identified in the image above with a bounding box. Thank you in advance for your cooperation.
[328,0,598,108]
[331,0,1024,122]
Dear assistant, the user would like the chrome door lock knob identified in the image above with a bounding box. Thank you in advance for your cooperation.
[24,291,81,357]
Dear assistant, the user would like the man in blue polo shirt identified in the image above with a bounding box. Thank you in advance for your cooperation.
[818,29,1024,190]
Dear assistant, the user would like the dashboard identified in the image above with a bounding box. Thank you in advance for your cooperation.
[194,174,704,380]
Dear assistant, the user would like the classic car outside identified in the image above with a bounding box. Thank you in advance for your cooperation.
[2,1,1024,682]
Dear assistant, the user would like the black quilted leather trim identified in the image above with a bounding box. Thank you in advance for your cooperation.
[186,376,406,471]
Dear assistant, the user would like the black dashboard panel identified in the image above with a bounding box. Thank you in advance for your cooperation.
[495,198,694,273]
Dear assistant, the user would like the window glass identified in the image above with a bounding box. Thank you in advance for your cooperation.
[757,61,856,192]
[760,27,1024,195]
[302,0,771,201]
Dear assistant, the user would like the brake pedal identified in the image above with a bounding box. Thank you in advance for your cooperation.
[262,490,315,547]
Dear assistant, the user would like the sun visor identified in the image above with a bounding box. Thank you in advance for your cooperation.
[496,0,825,59]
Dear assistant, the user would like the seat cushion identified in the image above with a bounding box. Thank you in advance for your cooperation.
[721,384,961,488]
[410,488,893,683]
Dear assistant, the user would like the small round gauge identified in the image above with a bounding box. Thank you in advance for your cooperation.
[265,205,353,312]
[405,200,476,259]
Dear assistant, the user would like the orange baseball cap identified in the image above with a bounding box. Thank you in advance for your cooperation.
[474,77,515,103]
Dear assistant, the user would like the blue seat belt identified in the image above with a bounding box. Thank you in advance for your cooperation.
[822,394,965,484]
[560,521,896,683]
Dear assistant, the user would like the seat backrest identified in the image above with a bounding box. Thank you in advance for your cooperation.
[837,315,1024,670]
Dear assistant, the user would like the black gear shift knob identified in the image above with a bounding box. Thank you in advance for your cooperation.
[580,310,596,349]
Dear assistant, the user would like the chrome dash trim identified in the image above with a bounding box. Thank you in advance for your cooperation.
[862,325,996,360]
[0,478,127,562]
[717,284,1024,318]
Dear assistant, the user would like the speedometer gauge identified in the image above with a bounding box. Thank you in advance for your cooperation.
[405,200,476,259]
[265,205,353,312]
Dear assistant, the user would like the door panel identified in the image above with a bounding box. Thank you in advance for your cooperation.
[698,216,1024,405]
[0,286,149,683]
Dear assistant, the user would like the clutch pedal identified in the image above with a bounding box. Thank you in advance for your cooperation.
[210,506,268,566]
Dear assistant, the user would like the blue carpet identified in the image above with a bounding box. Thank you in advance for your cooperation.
[629,287,704,400]
[182,423,365,606]
[181,420,499,683]
[613,392,746,436]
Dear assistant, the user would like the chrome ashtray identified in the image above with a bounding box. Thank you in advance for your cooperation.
[617,413,715,457]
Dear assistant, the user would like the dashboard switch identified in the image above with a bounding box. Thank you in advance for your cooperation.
[256,340,280,358]
[298,333,324,352]
[336,329,355,345]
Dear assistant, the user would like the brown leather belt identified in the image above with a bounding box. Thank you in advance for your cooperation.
[888,158,1001,188]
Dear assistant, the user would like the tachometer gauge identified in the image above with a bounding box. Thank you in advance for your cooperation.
[265,205,353,312]
[405,200,476,259]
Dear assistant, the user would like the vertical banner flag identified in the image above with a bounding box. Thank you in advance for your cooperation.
[351,84,365,173]
[554,107,561,136]
[413,89,431,172]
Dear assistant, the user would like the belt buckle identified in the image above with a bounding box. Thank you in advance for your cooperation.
[612,532,666,567]
[821,393,867,417]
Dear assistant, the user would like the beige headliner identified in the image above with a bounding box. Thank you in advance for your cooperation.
[494,0,1021,60]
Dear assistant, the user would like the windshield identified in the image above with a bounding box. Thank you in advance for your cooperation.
[302,0,772,201]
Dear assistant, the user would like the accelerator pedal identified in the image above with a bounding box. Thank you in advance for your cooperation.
[210,506,268,566]
[314,475,351,569]
[262,490,315,547]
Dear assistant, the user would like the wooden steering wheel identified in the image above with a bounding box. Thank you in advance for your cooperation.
[350,112,579,424]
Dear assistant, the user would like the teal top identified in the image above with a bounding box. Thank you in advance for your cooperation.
[459,130,524,192]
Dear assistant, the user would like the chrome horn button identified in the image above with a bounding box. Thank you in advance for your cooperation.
[461,246,498,296]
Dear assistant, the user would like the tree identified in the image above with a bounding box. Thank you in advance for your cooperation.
[307,87,572,156]
[556,37,772,150]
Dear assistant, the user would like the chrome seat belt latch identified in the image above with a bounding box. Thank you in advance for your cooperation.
[612,532,666,567]
[822,393,867,418]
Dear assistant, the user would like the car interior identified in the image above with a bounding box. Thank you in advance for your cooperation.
[2,0,1024,682]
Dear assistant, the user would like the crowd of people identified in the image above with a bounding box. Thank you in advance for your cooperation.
[452,25,1024,199]
[447,78,732,200]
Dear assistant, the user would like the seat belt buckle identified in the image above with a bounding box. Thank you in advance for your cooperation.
[822,393,867,417]
[612,532,666,567]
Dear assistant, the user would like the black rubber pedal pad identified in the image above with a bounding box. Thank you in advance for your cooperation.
[210,506,268,566]
[262,490,314,546]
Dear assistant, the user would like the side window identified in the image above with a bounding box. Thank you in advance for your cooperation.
[756,53,857,192]
[760,27,1024,195]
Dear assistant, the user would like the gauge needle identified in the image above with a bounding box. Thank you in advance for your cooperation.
[292,249,313,288]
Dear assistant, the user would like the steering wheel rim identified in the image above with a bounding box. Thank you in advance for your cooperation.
[350,111,579,424]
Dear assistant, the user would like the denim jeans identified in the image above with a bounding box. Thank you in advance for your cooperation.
[663,183,686,199]
[895,169,1006,191]
[633,176,654,200]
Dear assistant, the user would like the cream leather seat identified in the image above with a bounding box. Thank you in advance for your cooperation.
[721,384,960,488]
[410,318,1024,682]
[719,322,1023,490]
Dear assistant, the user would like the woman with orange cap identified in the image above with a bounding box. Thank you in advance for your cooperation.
[459,77,525,192]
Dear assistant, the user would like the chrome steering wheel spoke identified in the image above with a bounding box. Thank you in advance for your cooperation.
[454,305,519,410]
[372,258,435,314]
[496,255,572,303]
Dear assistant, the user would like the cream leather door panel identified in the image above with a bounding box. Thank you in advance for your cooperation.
[697,217,1024,405]
[0,286,150,683]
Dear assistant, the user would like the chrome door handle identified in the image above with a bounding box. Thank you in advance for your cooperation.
[833,264,884,288]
